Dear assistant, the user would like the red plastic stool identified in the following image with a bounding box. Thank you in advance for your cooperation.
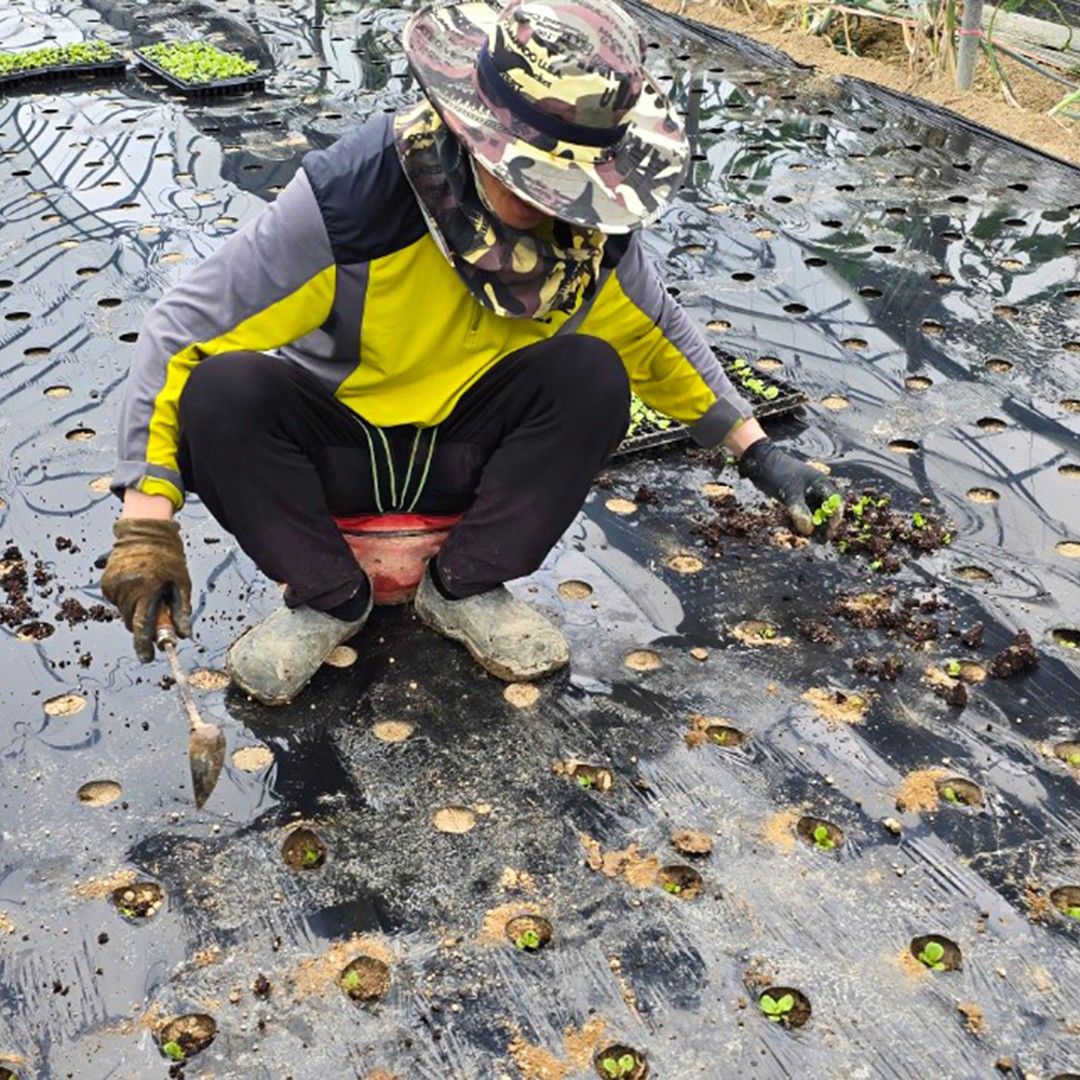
[334,512,463,605]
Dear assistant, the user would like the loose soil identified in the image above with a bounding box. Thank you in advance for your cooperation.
[802,686,870,726]
[580,835,662,888]
[508,1017,608,1080]
[649,0,1078,164]
[72,869,137,900]
[665,552,705,574]
[188,668,230,690]
[731,620,792,647]
[671,828,713,856]
[761,809,802,853]
[896,768,949,813]
[958,1001,986,1035]
[557,579,593,600]
[556,760,615,792]
[623,649,662,672]
[988,630,1039,678]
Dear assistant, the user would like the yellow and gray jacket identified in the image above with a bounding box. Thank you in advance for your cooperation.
[115,112,753,509]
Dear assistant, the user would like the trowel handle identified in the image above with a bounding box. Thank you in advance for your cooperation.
[155,607,179,650]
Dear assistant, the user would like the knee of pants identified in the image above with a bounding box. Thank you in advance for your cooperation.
[542,335,630,418]
[179,352,291,438]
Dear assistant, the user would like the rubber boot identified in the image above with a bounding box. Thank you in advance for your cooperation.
[414,564,569,681]
[227,596,372,706]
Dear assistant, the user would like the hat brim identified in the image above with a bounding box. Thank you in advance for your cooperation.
[402,0,689,234]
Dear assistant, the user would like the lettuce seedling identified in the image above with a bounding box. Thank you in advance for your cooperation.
[812,824,835,851]
[514,929,542,951]
[162,1040,185,1061]
[942,786,959,803]
[301,843,323,866]
[662,881,682,894]
[576,773,594,789]
[759,992,795,1021]
[600,1054,638,1077]
[917,940,947,970]
[812,493,843,528]
[342,969,362,992]
[1066,906,1080,920]
[1068,753,1080,766]
[912,512,926,529]
[945,660,962,677]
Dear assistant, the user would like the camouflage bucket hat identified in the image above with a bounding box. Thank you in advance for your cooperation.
[402,0,690,234]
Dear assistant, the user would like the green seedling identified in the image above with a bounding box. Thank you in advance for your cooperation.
[140,41,258,84]
[912,512,926,529]
[161,1041,185,1062]
[118,906,138,919]
[759,992,795,1021]
[0,41,117,76]
[942,786,959,803]
[811,493,843,528]
[760,626,777,640]
[342,969,362,992]
[600,1054,638,1078]
[812,824,836,851]
[662,881,682,895]
[576,773,595,789]
[514,928,542,951]
[941,532,953,545]
[945,660,962,677]
[869,558,883,571]
[917,940,947,970]
[1065,906,1080,920]
[1068,753,1080,766]
[627,394,672,436]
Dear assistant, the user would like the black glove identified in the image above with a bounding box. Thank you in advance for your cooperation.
[737,439,843,538]
[101,519,193,662]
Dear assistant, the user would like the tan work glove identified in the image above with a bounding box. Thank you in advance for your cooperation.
[101,519,192,663]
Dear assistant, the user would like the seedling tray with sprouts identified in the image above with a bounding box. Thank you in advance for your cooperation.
[134,44,266,96]
[615,351,806,457]
[0,43,126,89]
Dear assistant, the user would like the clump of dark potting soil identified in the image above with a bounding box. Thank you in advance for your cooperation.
[988,630,1038,678]
[854,654,905,681]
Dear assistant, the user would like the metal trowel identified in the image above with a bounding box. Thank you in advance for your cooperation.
[156,609,225,808]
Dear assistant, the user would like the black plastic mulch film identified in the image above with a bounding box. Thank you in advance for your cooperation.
[0,0,1078,1077]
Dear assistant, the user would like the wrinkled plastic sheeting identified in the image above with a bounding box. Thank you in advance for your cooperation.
[0,0,1078,1077]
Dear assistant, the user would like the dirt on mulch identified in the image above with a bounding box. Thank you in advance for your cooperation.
[647,0,1079,166]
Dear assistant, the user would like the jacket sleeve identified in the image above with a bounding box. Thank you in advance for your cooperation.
[583,232,754,448]
[112,169,337,509]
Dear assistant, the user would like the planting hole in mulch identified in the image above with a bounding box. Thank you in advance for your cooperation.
[758,986,812,1028]
[43,692,85,716]
[967,487,1000,503]
[76,780,121,806]
[985,358,1013,374]
[905,376,933,391]
[888,439,920,454]
[65,428,95,442]
[706,319,731,332]
[112,881,163,920]
[705,723,746,748]
[558,579,593,600]
[432,806,477,834]
[339,955,391,1001]
[976,417,1007,432]
[1059,465,1080,479]
[842,337,867,350]
[732,620,790,646]
[158,1013,216,1063]
[910,935,962,971]
[821,395,849,410]
[624,648,662,671]
[1050,628,1080,650]
[372,720,414,742]
[323,645,357,668]
[16,622,54,641]
[936,777,983,808]
[594,1044,647,1079]
[1049,886,1080,921]
[954,564,993,581]
[282,827,327,870]
[188,668,229,690]
[605,497,637,515]
[1055,542,1080,558]
[504,682,540,708]
[1052,741,1080,768]
[44,385,71,398]
[568,763,614,792]
[505,913,553,952]
[993,305,1018,318]
[231,745,273,771]
[796,816,844,853]
[921,320,944,335]
[657,864,702,899]
[1062,400,1080,414]
[665,552,704,574]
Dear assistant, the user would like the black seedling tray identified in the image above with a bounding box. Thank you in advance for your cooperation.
[615,350,806,457]
[0,57,127,90]
[134,50,266,96]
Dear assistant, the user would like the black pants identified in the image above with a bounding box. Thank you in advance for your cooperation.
[177,335,630,608]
